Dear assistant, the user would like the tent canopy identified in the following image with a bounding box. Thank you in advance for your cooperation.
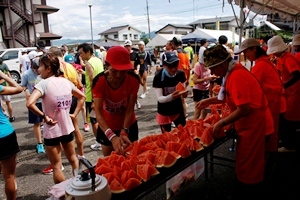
[182,32,217,44]
[195,28,244,44]
[232,0,300,20]
[146,34,182,47]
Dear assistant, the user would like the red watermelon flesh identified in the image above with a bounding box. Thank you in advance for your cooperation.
[110,178,125,194]
[128,169,142,181]
[113,165,122,178]
[120,170,130,185]
[95,165,113,175]
[137,164,151,182]
[156,151,177,168]
[200,126,214,147]
[102,172,119,185]
[193,140,204,152]
[176,82,186,92]
[169,151,181,159]
[177,143,191,158]
[96,157,111,168]
[121,161,132,171]
[166,141,182,153]
[123,178,141,191]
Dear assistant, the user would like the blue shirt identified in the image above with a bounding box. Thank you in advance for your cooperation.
[21,68,42,103]
[0,85,14,138]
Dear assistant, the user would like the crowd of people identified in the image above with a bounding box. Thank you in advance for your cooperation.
[0,32,300,199]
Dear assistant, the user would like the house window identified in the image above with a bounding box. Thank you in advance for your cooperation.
[114,34,118,39]
[123,34,128,40]
[104,35,108,38]
[134,34,138,39]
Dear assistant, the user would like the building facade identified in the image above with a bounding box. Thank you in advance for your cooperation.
[0,0,61,49]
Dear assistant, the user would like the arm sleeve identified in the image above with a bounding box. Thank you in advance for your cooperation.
[154,87,173,103]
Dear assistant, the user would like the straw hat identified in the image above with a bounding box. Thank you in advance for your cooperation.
[267,35,287,55]
[203,45,231,68]
[234,38,260,54]
[292,34,300,46]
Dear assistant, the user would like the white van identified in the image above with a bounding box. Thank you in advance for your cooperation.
[0,47,37,82]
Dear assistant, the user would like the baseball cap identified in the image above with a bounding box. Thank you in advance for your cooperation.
[138,41,145,46]
[124,40,132,46]
[106,46,133,70]
[64,54,75,63]
[21,48,27,53]
[28,51,37,60]
[267,35,287,55]
[31,58,40,70]
[100,46,106,50]
[164,51,179,65]
[234,38,260,54]
[292,34,300,46]
[35,52,43,58]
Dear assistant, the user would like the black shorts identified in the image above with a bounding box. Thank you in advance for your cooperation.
[69,96,78,114]
[0,131,20,161]
[28,102,43,124]
[85,102,97,124]
[193,89,209,102]
[96,120,139,146]
[44,132,74,146]
[139,69,148,76]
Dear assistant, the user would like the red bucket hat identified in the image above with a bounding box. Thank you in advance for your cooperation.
[106,46,133,70]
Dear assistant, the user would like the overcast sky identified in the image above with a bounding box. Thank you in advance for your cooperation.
[47,0,241,40]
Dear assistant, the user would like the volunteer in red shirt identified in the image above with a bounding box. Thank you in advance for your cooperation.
[197,45,273,199]
[267,35,300,153]
[92,46,140,156]
[235,38,284,191]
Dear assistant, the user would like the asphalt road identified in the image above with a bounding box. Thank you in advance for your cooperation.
[0,73,299,200]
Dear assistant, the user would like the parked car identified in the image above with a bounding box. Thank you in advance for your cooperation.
[0,47,37,82]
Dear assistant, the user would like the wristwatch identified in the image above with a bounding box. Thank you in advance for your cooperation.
[122,127,129,134]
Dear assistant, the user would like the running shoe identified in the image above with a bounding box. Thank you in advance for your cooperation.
[136,101,141,109]
[140,93,146,99]
[84,123,90,132]
[36,144,45,154]
[42,165,65,175]
[278,147,295,153]
[90,142,102,151]
[146,86,151,91]
[9,116,15,122]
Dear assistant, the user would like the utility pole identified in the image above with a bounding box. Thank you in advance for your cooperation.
[146,0,151,39]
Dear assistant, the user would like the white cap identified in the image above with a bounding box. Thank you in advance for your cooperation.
[124,40,132,46]
[100,46,106,50]
[21,48,27,53]
[28,51,37,59]
[138,41,145,46]
[267,35,287,55]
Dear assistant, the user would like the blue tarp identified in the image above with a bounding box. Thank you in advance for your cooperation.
[182,32,217,44]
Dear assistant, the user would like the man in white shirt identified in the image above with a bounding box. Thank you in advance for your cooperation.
[198,39,208,64]
[19,48,30,74]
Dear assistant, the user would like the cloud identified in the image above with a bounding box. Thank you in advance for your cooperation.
[47,0,239,39]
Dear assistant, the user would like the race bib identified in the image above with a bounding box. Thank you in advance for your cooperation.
[55,94,72,110]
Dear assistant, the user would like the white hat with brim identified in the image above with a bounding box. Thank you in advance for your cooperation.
[234,38,260,54]
[292,34,300,46]
[267,35,287,55]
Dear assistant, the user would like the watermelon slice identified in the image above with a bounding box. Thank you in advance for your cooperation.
[137,164,151,182]
[102,172,119,185]
[110,178,125,194]
[95,165,113,175]
[177,143,191,158]
[175,82,186,92]
[128,169,142,181]
[156,151,177,168]
[123,178,141,191]
[200,126,214,147]
[96,157,111,168]
[120,170,130,185]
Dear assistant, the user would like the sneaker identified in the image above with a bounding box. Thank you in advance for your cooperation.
[136,101,141,109]
[278,147,295,153]
[36,144,45,154]
[42,165,64,175]
[84,123,90,132]
[77,155,86,159]
[146,86,151,91]
[9,116,15,122]
[90,142,102,151]
[40,124,44,130]
[140,93,146,99]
